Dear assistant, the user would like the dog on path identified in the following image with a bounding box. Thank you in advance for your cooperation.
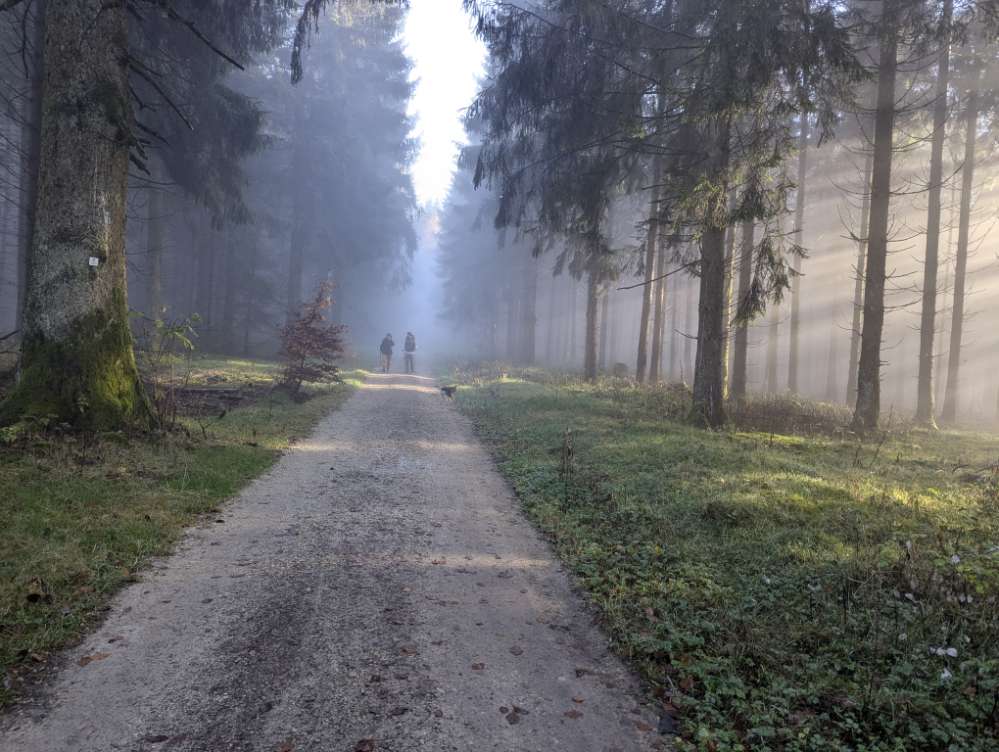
[440,385,457,399]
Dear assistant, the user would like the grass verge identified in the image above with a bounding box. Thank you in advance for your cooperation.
[456,375,999,752]
[0,358,360,707]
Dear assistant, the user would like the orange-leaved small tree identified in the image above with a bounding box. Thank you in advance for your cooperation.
[279,280,346,397]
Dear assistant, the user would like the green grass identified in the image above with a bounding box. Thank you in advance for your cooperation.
[0,359,361,706]
[455,375,999,752]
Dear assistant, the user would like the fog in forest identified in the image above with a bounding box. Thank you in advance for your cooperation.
[0,0,997,429]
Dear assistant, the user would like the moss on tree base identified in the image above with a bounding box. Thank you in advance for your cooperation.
[0,305,153,432]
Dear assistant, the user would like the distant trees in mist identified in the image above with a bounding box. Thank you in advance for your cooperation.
[438,0,999,429]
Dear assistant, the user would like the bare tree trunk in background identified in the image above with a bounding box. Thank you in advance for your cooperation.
[852,1,899,432]
[221,229,238,353]
[518,247,537,365]
[825,309,840,402]
[649,221,668,382]
[146,166,165,325]
[847,151,873,405]
[765,302,779,394]
[682,278,694,382]
[940,65,981,425]
[720,191,737,397]
[915,0,952,427]
[1,0,151,429]
[241,237,259,357]
[16,0,45,335]
[635,162,663,382]
[584,271,599,382]
[568,277,577,366]
[936,181,956,407]
[731,220,754,400]
[195,225,216,344]
[545,271,556,364]
[285,104,310,325]
[598,284,609,373]
[667,272,678,381]
[787,114,810,394]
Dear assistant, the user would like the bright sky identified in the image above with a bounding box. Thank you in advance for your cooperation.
[403,0,486,207]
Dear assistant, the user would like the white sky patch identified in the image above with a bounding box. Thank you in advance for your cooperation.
[403,0,486,207]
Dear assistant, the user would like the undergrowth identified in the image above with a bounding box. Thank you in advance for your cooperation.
[456,375,999,752]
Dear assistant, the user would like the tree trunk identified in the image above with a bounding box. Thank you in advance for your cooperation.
[15,0,45,336]
[241,237,259,357]
[544,271,556,363]
[787,114,810,394]
[146,169,165,323]
[598,284,609,373]
[221,229,238,353]
[765,301,779,394]
[519,247,537,365]
[914,0,952,426]
[852,2,899,432]
[635,162,663,382]
[568,277,577,366]
[825,307,839,402]
[847,151,873,404]
[649,220,669,382]
[583,271,599,382]
[730,220,754,400]
[940,65,981,424]
[1,0,151,430]
[195,224,216,345]
[720,190,737,397]
[691,119,731,427]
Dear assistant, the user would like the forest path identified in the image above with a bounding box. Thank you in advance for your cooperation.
[1,373,662,752]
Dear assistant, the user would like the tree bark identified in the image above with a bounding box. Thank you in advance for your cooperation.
[787,114,810,394]
[852,1,899,432]
[940,65,981,424]
[598,283,609,373]
[583,271,599,382]
[221,229,238,353]
[691,118,731,427]
[635,161,663,382]
[146,168,165,324]
[720,190,737,397]
[730,220,754,400]
[765,301,779,394]
[16,0,45,336]
[914,0,952,426]
[847,151,873,404]
[649,219,669,383]
[518,246,537,365]
[1,0,151,430]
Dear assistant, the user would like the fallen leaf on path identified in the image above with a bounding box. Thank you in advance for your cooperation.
[143,734,170,744]
[572,697,584,704]
[77,652,111,667]
[276,741,294,752]
[354,740,376,752]
[399,645,418,656]
[509,646,523,656]
[471,662,485,671]
[634,720,654,732]
[389,706,408,716]
[574,668,591,678]
[564,709,584,719]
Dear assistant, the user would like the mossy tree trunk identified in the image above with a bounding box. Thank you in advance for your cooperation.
[787,114,809,395]
[1,0,152,431]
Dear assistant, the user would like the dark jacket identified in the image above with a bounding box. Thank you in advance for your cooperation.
[380,336,394,355]
[404,334,416,353]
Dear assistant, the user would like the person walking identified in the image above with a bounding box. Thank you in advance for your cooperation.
[379,333,394,373]
[404,332,416,374]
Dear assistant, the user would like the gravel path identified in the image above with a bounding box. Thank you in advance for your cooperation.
[1,373,663,752]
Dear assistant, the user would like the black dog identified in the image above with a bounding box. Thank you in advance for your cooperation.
[440,385,457,399]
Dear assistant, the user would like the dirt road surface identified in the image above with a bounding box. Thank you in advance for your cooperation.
[1,373,663,752]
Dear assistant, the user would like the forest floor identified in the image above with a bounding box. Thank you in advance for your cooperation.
[0,371,663,752]
[451,368,999,751]
[0,357,360,710]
